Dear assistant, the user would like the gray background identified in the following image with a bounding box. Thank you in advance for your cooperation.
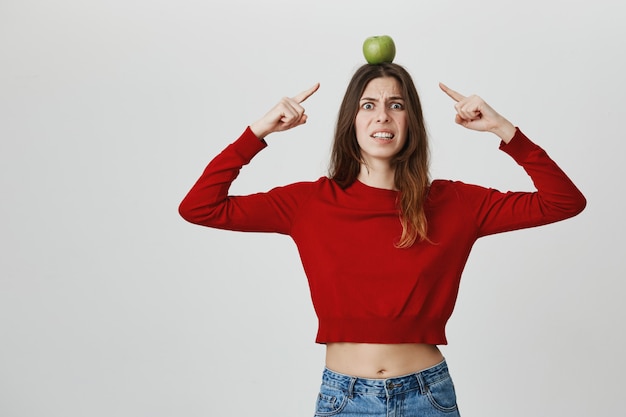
[1,0,624,416]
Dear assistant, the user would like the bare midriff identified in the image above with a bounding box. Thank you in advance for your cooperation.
[325,343,444,379]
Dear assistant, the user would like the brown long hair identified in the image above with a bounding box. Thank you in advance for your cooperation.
[329,63,430,248]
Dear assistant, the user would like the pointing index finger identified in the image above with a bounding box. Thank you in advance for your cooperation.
[293,83,320,104]
[439,82,466,103]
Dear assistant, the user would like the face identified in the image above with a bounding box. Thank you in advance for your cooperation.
[355,76,408,167]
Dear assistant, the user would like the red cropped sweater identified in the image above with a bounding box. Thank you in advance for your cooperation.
[179,127,586,345]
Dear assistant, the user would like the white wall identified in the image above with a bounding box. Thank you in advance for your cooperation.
[1,0,624,416]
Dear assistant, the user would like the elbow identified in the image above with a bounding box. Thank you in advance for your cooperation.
[178,199,195,223]
[178,198,204,225]
[571,192,587,217]
[557,191,587,220]
[178,196,223,227]
[539,189,587,223]
[567,185,587,217]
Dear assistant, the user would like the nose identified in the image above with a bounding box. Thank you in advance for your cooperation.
[376,107,390,123]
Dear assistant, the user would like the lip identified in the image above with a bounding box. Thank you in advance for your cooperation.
[370,130,395,141]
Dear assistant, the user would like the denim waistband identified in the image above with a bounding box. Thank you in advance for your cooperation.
[321,359,450,397]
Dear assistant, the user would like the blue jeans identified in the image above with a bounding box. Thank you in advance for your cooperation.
[314,359,461,416]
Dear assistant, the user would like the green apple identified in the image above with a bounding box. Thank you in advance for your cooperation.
[362,35,396,64]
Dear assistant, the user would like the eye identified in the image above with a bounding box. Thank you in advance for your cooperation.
[390,102,404,110]
[361,102,374,110]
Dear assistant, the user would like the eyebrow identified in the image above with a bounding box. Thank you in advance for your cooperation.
[360,96,405,101]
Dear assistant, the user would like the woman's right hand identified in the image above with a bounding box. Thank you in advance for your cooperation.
[250,83,320,139]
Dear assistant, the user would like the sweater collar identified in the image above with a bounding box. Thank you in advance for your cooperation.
[342,179,399,210]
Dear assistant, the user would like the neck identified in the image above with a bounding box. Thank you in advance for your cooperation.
[357,163,397,190]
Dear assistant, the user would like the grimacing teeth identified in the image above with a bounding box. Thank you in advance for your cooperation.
[372,132,394,139]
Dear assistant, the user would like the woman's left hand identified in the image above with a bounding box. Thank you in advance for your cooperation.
[439,83,516,143]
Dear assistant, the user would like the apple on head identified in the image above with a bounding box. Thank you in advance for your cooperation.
[362,35,396,64]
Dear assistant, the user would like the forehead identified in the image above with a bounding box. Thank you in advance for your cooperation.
[361,77,402,98]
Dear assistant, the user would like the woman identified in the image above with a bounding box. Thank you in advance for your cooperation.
[179,63,586,416]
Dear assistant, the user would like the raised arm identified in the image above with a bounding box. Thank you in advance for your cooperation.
[438,83,586,235]
[178,85,320,233]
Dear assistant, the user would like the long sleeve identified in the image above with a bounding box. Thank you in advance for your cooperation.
[178,127,314,234]
[455,128,587,237]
